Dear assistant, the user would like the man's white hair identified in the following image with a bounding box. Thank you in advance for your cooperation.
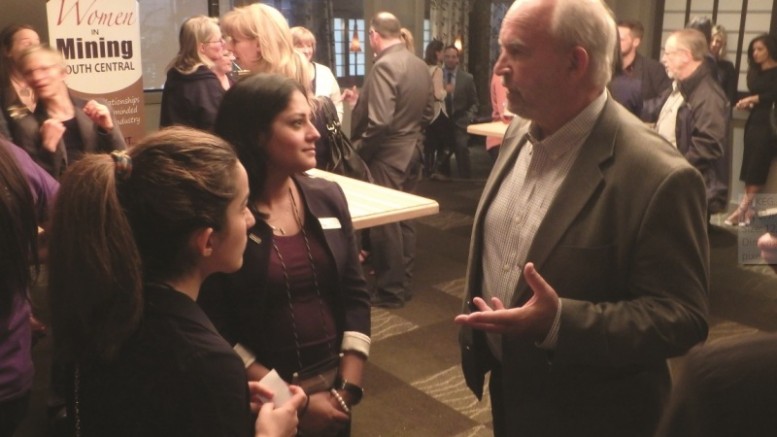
[550,0,617,88]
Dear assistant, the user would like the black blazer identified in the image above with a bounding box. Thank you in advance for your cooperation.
[159,66,226,132]
[199,174,371,371]
[8,94,125,179]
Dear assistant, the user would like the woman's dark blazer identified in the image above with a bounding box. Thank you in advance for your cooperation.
[8,94,126,179]
[198,173,371,367]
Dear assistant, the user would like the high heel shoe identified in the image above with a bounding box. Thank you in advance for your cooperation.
[724,206,754,226]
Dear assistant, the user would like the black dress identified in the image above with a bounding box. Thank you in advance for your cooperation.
[740,67,777,185]
[716,59,738,104]
[67,284,252,437]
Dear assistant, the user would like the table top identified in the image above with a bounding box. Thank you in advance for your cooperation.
[306,169,440,230]
[467,121,510,139]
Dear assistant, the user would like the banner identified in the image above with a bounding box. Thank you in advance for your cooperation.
[47,0,145,147]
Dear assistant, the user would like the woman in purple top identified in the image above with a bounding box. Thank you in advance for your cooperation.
[0,140,42,436]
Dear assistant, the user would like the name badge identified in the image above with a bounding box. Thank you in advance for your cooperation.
[319,217,342,230]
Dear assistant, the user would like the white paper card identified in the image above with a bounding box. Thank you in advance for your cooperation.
[257,369,292,407]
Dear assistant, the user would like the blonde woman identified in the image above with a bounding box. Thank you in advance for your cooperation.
[160,15,230,131]
[710,24,737,103]
[221,3,310,88]
[400,27,415,54]
[290,26,342,122]
[11,46,125,179]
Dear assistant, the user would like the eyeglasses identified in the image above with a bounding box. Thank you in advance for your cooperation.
[22,64,58,78]
[661,47,687,57]
[204,38,225,46]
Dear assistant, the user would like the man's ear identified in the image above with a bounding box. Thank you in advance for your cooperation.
[192,227,216,258]
[633,37,642,50]
[569,46,590,78]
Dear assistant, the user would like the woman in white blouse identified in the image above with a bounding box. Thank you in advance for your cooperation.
[290,26,343,122]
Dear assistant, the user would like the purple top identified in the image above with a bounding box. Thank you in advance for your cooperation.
[0,139,59,401]
[0,293,32,401]
[262,227,339,381]
[2,139,59,223]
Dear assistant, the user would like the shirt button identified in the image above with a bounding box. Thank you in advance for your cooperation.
[503,264,510,271]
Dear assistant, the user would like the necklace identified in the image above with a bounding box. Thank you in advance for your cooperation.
[269,187,334,370]
[264,184,301,236]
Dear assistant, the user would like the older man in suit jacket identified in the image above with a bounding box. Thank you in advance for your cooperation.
[351,12,434,308]
[455,1,709,436]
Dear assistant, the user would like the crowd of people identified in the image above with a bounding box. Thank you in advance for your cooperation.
[3,0,777,436]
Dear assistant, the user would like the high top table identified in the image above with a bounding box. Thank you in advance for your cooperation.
[466,120,509,139]
[305,169,439,230]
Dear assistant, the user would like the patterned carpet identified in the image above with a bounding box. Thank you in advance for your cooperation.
[353,178,493,437]
[350,146,777,436]
[15,144,777,436]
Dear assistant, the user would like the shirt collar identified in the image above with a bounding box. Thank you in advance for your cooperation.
[144,283,219,334]
[526,90,607,160]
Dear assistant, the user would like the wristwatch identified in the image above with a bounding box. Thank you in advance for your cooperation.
[335,377,364,406]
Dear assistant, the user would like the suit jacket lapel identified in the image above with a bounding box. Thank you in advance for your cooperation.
[510,100,621,306]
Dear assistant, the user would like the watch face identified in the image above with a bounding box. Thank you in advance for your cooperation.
[340,380,364,405]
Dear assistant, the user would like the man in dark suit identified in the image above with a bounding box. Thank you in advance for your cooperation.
[614,19,671,118]
[455,0,709,436]
[351,12,433,308]
[432,45,478,179]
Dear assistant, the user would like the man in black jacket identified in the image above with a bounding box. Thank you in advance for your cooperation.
[614,20,671,115]
[649,28,729,216]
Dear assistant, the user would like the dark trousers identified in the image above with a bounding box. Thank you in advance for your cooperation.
[424,115,451,176]
[488,366,506,437]
[427,115,471,178]
[367,150,422,301]
[449,119,471,179]
[0,391,30,437]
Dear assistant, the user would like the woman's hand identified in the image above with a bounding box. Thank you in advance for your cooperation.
[341,87,359,109]
[735,95,759,110]
[254,385,307,437]
[298,391,350,437]
[40,119,65,153]
[82,100,114,131]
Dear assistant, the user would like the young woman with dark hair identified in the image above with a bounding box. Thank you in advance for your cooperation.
[201,73,371,437]
[0,24,40,126]
[48,127,304,437]
[727,34,777,225]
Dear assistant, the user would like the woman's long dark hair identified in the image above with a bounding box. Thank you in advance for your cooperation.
[0,142,38,316]
[0,24,36,91]
[48,127,239,363]
[424,40,444,66]
[747,33,777,86]
[214,73,306,202]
